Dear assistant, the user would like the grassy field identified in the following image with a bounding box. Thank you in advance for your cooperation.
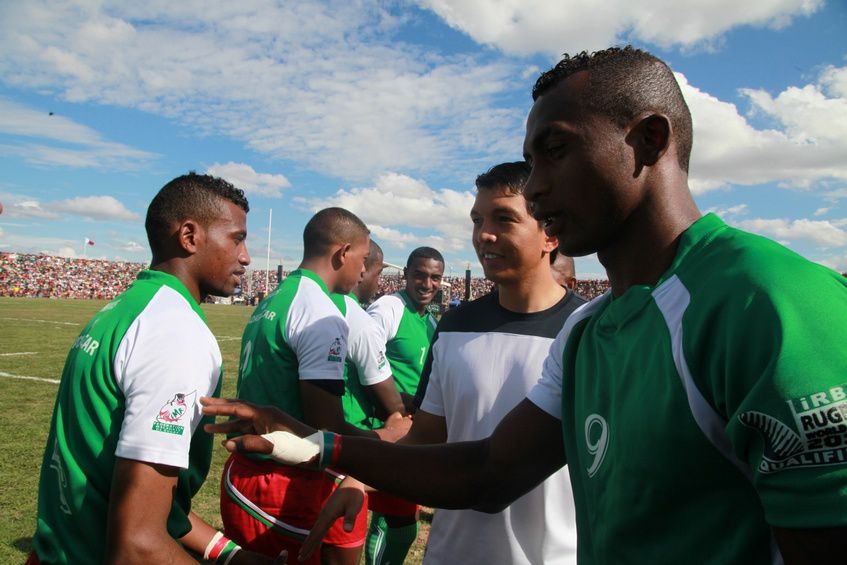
[0,297,429,563]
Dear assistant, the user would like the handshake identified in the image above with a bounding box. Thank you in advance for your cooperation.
[200,396,410,470]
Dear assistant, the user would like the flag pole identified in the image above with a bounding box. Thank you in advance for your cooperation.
[265,209,272,293]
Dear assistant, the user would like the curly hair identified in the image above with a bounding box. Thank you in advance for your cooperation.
[145,171,249,255]
[532,46,693,172]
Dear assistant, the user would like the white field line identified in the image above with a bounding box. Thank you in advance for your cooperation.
[0,352,37,356]
[0,371,59,384]
[216,336,241,342]
[0,317,80,326]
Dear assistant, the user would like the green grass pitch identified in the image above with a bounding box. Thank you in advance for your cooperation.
[0,297,428,563]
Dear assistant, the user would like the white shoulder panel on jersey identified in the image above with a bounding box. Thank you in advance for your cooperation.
[114,285,222,469]
[527,297,602,420]
[344,296,392,385]
[366,293,405,343]
[285,277,348,381]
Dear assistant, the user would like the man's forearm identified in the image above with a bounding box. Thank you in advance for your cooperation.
[337,436,494,509]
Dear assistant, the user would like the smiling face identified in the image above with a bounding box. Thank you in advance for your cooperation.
[523,72,641,258]
[404,257,444,310]
[195,199,250,298]
[471,185,555,286]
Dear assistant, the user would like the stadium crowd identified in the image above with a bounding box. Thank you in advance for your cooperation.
[0,252,614,302]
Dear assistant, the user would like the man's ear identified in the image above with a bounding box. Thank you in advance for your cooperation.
[332,243,352,270]
[177,220,202,255]
[627,113,671,170]
[543,235,559,254]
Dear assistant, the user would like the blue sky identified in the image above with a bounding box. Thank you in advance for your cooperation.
[1,0,845,278]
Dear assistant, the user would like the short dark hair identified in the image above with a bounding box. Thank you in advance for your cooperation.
[303,207,370,258]
[365,239,384,273]
[406,246,444,269]
[532,46,693,172]
[145,172,249,255]
[475,161,531,196]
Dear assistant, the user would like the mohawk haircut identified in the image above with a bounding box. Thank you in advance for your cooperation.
[302,207,370,258]
[145,172,249,256]
[532,46,693,172]
[406,246,444,269]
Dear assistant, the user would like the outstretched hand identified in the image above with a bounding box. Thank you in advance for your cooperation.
[299,478,367,561]
[201,397,316,455]
[374,411,413,443]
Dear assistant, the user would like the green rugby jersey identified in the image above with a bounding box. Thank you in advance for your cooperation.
[236,269,347,420]
[337,293,393,430]
[528,214,847,564]
[33,270,222,564]
[367,290,437,396]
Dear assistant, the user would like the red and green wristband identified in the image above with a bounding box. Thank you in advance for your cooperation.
[318,431,343,469]
[204,531,241,564]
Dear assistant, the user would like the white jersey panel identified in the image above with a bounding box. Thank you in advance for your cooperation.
[421,329,577,565]
[527,297,602,420]
[344,295,392,386]
[366,293,405,343]
[114,285,221,469]
[285,277,347,382]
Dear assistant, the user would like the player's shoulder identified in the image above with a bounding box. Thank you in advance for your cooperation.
[367,292,404,312]
[680,220,842,298]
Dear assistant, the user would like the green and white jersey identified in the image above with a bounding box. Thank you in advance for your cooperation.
[337,293,393,430]
[33,270,223,565]
[367,290,437,396]
[236,269,347,420]
[528,214,847,564]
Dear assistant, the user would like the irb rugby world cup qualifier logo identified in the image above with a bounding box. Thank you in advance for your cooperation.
[152,390,197,435]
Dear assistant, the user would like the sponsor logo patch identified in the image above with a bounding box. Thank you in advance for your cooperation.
[376,350,387,370]
[152,390,197,435]
[327,337,344,363]
[740,384,847,473]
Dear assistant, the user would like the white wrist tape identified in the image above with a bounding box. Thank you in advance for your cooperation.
[261,430,324,465]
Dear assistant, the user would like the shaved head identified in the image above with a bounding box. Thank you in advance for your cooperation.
[303,207,370,258]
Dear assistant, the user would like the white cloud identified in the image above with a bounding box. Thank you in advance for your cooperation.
[0,193,57,219]
[0,98,156,169]
[0,1,521,181]
[49,196,139,221]
[417,0,821,56]
[295,172,476,252]
[206,162,291,198]
[736,217,847,248]
[118,240,145,253]
[683,67,847,194]
[706,204,748,218]
[814,207,831,216]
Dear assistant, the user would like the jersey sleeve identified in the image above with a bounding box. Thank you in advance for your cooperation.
[687,265,847,529]
[114,289,221,469]
[286,293,348,382]
[367,295,402,343]
[417,327,444,416]
[526,324,567,420]
[347,302,392,386]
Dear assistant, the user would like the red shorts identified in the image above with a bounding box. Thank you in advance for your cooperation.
[220,452,367,563]
[367,490,418,517]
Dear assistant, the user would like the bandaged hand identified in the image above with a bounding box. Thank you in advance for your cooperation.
[260,430,342,469]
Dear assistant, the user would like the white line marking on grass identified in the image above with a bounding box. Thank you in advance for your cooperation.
[0,352,37,356]
[216,336,241,342]
[0,371,59,384]
[0,317,80,326]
